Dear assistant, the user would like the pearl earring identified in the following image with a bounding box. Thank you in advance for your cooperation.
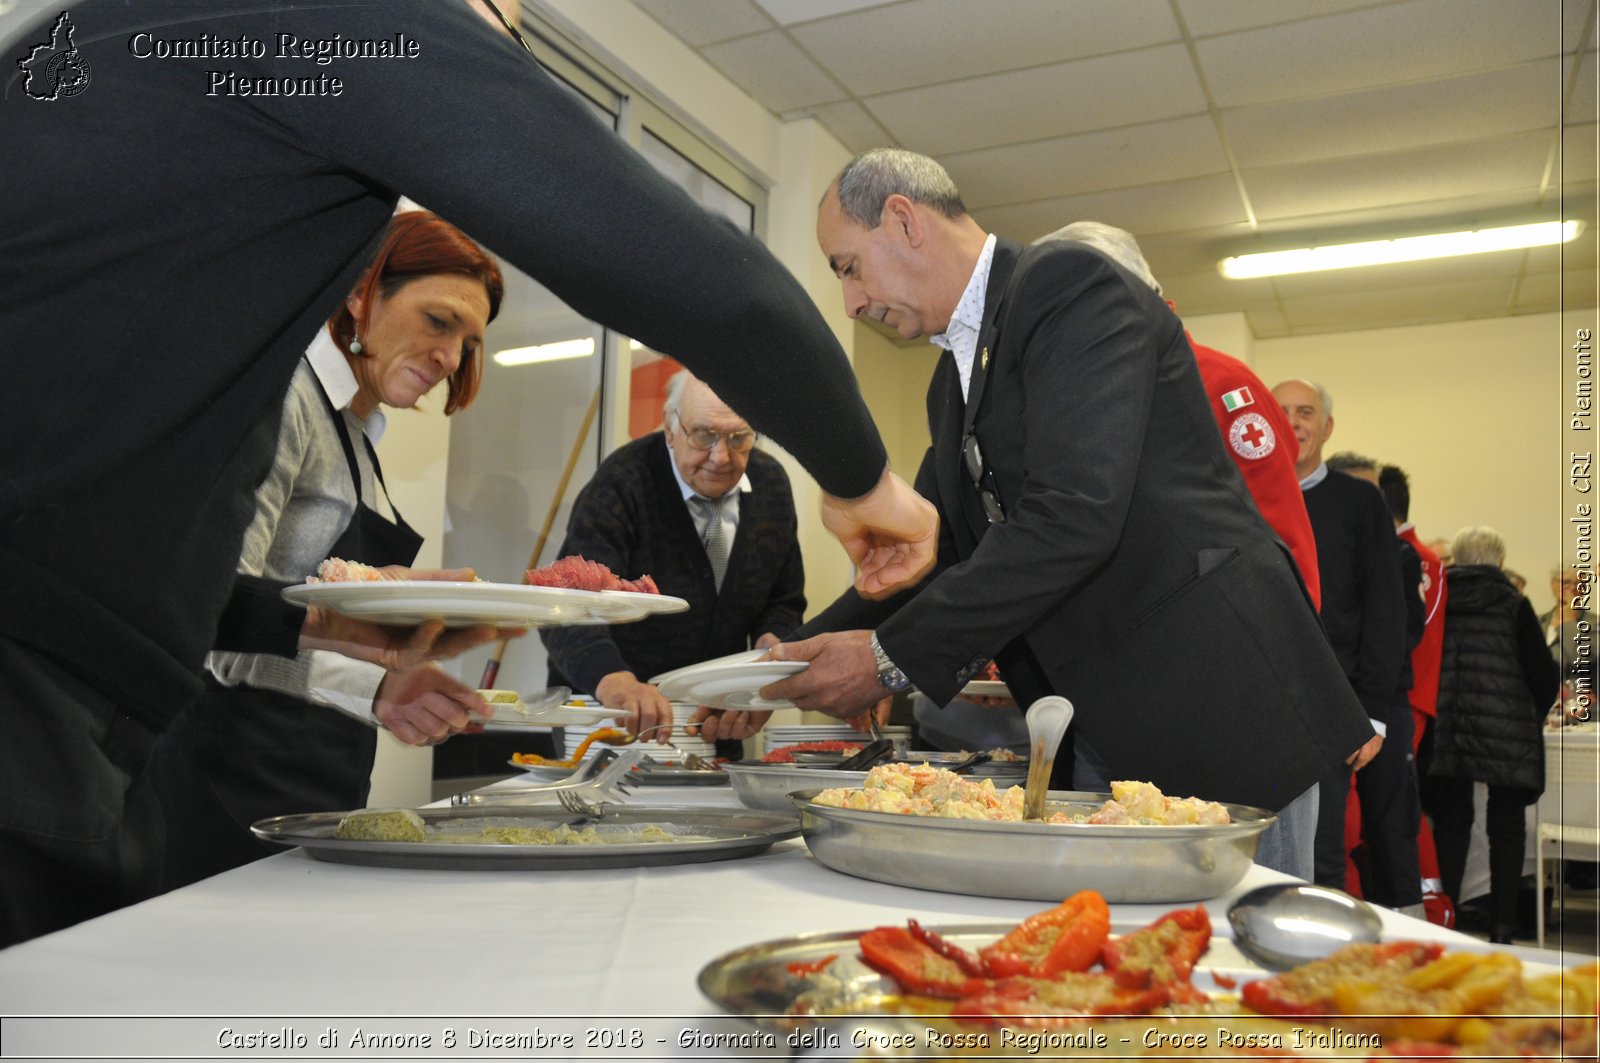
[349,335,363,355]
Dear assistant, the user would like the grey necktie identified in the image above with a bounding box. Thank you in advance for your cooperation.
[692,495,729,590]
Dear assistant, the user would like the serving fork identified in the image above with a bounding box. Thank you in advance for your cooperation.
[450,747,642,810]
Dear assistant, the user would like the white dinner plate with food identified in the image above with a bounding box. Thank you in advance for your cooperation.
[651,650,808,710]
[281,580,688,627]
[473,690,617,730]
[959,679,1011,698]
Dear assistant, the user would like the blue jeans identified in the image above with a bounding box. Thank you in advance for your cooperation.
[1074,738,1319,880]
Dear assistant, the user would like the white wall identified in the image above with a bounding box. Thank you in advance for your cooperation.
[1255,313,1567,615]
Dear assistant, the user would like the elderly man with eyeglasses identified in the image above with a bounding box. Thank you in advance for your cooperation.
[539,370,805,749]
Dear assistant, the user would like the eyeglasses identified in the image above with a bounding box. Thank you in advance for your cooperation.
[480,0,534,53]
[962,430,1006,524]
[674,417,757,453]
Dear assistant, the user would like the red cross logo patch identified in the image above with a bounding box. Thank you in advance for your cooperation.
[1228,411,1276,460]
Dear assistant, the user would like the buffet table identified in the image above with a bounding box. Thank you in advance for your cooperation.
[0,780,1575,1060]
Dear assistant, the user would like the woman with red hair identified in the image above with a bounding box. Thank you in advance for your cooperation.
[147,212,505,889]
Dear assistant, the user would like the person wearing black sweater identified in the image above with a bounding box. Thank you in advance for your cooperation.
[540,373,805,755]
[0,1,934,947]
[1274,380,1419,908]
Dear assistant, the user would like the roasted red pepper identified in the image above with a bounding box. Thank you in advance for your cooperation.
[978,890,1111,978]
[1241,941,1446,1016]
[857,926,983,998]
[1100,904,1211,989]
[908,919,988,978]
[951,972,1170,1027]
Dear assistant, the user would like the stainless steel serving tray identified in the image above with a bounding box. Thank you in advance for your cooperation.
[252,805,797,871]
[792,788,1274,903]
[724,762,875,812]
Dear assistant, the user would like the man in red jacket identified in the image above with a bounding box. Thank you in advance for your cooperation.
[1038,223,1320,607]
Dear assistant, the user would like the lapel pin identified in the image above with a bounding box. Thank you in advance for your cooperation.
[981,346,990,370]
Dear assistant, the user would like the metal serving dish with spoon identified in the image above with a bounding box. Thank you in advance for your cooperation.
[790,787,1275,903]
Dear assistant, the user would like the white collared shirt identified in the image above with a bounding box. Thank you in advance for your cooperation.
[932,233,997,402]
[305,326,387,444]
[1298,461,1329,491]
[665,441,751,538]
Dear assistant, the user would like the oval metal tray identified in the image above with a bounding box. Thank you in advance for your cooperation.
[251,805,796,871]
[792,788,1273,903]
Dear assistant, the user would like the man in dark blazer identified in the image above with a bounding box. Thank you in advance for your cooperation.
[755,149,1375,878]
[541,371,805,751]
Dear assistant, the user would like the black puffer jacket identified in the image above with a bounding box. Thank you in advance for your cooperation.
[1432,565,1561,791]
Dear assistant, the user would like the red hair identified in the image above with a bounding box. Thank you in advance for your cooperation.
[329,211,504,414]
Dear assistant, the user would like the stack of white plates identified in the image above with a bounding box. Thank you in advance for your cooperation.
[560,700,719,762]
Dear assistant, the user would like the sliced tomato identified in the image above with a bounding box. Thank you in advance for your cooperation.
[857,926,983,999]
[952,972,1170,1028]
[1241,941,1446,1017]
[978,890,1112,978]
[1100,904,1211,989]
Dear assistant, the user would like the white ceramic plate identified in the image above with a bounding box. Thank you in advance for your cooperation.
[281,580,688,628]
[472,692,620,730]
[960,680,1011,698]
[651,651,809,710]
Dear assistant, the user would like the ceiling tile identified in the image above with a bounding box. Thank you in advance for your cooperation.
[778,99,893,154]
[1176,0,1404,38]
[1245,306,1291,337]
[1567,0,1599,51]
[1563,121,1598,185]
[969,173,1248,243]
[1514,267,1599,310]
[942,115,1228,206]
[1570,51,1597,124]
[1159,265,1279,312]
[752,0,895,25]
[632,0,773,47]
[861,44,1206,155]
[1195,0,1567,108]
[789,0,1179,97]
[701,30,848,111]
[1244,132,1553,221]
[1222,61,1563,169]
[1280,276,1521,331]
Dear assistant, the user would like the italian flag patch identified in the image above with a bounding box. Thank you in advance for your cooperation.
[1221,386,1254,412]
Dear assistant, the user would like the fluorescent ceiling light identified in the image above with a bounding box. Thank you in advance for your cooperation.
[492,337,594,366]
[1219,220,1583,280]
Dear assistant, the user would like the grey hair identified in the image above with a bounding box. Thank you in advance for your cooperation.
[1451,526,1507,567]
[1276,378,1335,418]
[663,368,694,421]
[1326,451,1378,475]
[830,148,966,227]
[1036,221,1161,295]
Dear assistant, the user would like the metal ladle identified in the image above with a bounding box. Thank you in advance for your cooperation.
[1227,882,1383,970]
[1022,696,1074,820]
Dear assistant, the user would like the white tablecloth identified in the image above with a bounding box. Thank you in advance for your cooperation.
[0,780,1570,1059]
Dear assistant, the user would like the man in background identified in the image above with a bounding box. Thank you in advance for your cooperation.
[542,370,805,757]
[1274,382,1418,910]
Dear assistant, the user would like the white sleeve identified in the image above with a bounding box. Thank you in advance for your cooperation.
[205,649,383,726]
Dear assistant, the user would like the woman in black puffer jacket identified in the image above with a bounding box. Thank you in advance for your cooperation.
[1427,527,1561,943]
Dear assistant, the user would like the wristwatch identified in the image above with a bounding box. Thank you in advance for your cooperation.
[869,631,912,693]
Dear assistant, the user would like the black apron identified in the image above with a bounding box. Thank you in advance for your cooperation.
[148,379,423,890]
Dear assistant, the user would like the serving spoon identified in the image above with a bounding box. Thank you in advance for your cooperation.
[1021,696,1074,820]
[1227,882,1383,970]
